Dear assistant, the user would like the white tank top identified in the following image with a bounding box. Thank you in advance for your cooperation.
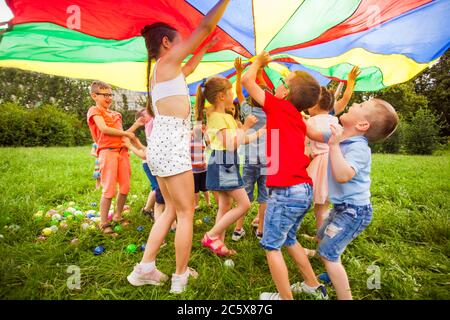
[150,59,190,115]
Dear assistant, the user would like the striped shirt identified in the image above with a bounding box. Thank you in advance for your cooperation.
[191,132,207,173]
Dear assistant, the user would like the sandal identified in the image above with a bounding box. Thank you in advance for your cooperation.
[141,208,155,220]
[100,223,118,237]
[112,217,131,226]
[201,233,236,257]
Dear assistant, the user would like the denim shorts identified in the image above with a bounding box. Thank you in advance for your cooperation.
[206,150,243,191]
[260,183,313,251]
[243,163,268,203]
[142,162,165,205]
[317,203,373,262]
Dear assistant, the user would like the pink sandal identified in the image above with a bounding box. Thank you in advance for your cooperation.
[201,233,236,257]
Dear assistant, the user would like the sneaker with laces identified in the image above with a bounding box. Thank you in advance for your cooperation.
[231,229,246,241]
[259,292,282,300]
[170,267,199,294]
[127,264,168,286]
[291,281,329,300]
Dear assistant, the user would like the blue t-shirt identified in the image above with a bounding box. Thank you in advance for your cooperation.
[240,101,267,164]
[328,135,371,205]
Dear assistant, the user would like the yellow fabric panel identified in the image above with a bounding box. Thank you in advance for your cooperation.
[253,0,305,53]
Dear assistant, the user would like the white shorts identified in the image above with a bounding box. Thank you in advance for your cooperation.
[147,115,192,177]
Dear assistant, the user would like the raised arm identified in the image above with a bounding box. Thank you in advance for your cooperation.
[241,51,271,107]
[257,67,268,87]
[166,0,230,66]
[182,37,219,77]
[234,57,246,105]
[334,66,360,115]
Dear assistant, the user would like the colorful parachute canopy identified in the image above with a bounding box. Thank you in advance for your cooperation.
[0,0,449,93]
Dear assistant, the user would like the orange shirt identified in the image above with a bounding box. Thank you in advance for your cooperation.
[87,106,124,155]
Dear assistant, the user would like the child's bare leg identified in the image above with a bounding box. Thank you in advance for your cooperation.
[315,201,330,230]
[100,196,112,226]
[266,250,293,300]
[208,189,250,240]
[212,191,219,205]
[322,257,352,300]
[162,171,195,275]
[234,216,245,232]
[144,191,156,212]
[154,203,165,220]
[194,193,200,209]
[286,242,321,287]
[141,183,176,263]
[257,202,267,234]
[204,191,211,205]
[113,193,127,220]
[216,192,232,241]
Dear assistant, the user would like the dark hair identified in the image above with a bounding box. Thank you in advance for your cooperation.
[141,22,178,117]
[230,100,241,121]
[248,84,272,109]
[195,76,232,122]
[288,71,320,112]
[318,86,335,112]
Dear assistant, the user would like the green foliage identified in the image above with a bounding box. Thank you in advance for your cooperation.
[370,121,403,154]
[402,108,443,155]
[0,102,90,146]
[0,147,449,299]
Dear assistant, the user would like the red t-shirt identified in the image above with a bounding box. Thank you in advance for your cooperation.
[263,92,312,187]
[87,106,124,155]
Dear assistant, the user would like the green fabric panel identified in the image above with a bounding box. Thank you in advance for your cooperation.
[265,0,361,52]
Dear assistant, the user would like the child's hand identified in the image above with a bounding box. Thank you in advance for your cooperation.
[125,131,136,140]
[122,137,132,148]
[234,57,245,74]
[347,66,361,85]
[328,124,343,146]
[135,116,146,127]
[255,51,271,68]
[243,114,258,129]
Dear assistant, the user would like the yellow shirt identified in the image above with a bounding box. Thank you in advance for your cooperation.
[207,112,237,150]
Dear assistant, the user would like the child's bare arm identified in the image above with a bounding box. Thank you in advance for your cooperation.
[128,117,146,133]
[243,126,266,145]
[241,51,271,107]
[165,0,230,67]
[123,138,146,160]
[334,82,344,100]
[217,115,258,151]
[328,125,355,183]
[234,57,246,105]
[182,37,219,77]
[93,116,135,139]
[334,66,360,115]
[257,67,268,87]
[305,121,327,143]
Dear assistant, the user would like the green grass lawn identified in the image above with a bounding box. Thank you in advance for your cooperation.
[0,147,449,300]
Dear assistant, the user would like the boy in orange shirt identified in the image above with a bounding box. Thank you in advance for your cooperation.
[87,80,136,235]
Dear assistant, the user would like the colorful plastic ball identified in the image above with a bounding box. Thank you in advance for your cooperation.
[87,213,95,219]
[131,195,138,199]
[60,222,68,229]
[47,209,57,215]
[49,225,58,232]
[67,207,77,214]
[123,205,130,211]
[68,201,76,207]
[0,234,4,240]
[107,213,113,221]
[52,214,62,221]
[81,223,89,230]
[125,244,137,253]
[37,235,47,241]
[63,211,73,218]
[113,225,122,233]
[195,219,203,226]
[93,246,104,255]
[318,272,331,284]
[70,238,79,245]
[93,172,101,179]
[136,226,144,232]
[140,244,146,251]
[202,217,211,223]
[42,228,53,236]
[91,202,97,207]
[224,259,235,268]
[50,220,59,226]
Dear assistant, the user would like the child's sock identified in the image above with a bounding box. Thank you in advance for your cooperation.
[140,261,155,272]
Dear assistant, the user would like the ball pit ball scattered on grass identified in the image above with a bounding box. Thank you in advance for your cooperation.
[195,219,203,226]
[37,235,46,241]
[136,226,144,232]
[81,223,89,230]
[140,244,146,251]
[0,234,4,240]
[318,272,331,284]
[93,246,104,255]
[224,259,234,268]
[113,225,122,233]
[90,202,97,207]
[70,238,79,245]
[42,228,53,236]
[68,201,76,207]
[123,205,130,211]
[125,244,137,253]
[203,217,210,223]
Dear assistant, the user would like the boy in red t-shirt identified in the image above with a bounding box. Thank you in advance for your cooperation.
[242,52,329,300]
[87,80,136,236]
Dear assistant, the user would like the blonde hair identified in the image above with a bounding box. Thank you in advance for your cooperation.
[195,76,232,122]
[365,99,399,143]
[90,80,111,94]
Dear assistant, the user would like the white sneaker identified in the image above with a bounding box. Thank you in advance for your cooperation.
[259,292,282,300]
[127,264,168,286]
[170,267,199,294]
[291,281,329,300]
[231,229,246,241]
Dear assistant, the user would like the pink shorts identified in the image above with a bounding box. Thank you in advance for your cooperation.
[98,148,131,198]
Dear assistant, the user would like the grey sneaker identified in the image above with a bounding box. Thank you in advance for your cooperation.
[291,281,329,300]
[259,292,282,300]
[170,267,199,294]
[231,229,246,241]
[127,264,168,286]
